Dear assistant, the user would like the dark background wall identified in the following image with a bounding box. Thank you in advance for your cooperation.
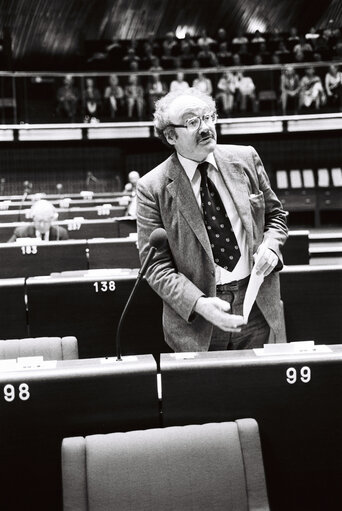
[0,130,340,194]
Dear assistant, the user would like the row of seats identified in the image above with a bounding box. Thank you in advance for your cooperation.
[0,231,309,279]
[1,264,341,362]
[0,238,140,278]
[0,204,127,223]
[0,217,137,243]
[1,343,341,510]
[0,197,124,210]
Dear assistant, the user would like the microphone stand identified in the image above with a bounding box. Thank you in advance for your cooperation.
[115,245,157,361]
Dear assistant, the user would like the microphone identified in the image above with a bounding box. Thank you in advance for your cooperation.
[115,228,167,361]
[18,181,32,221]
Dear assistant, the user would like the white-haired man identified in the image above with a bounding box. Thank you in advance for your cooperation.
[137,88,288,352]
[8,199,68,242]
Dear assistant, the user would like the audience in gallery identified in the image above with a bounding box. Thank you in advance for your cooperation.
[84,23,341,73]
[53,23,342,121]
[54,61,342,122]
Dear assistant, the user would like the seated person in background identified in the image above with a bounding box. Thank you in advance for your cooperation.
[274,41,291,63]
[83,78,101,122]
[124,170,140,193]
[147,74,167,115]
[197,44,218,67]
[104,74,124,119]
[141,44,158,70]
[287,27,300,50]
[124,171,140,218]
[299,67,326,110]
[237,71,258,113]
[162,32,178,55]
[178,42,196,68]
[231,53,241,66]
[192,72,213,95]
[124,74,145,119]
[216,28,228,47]
[197,29,216,50]
[216,71,237,116]
[8,200,68,242]
[280,65,300,114]
[216,42,232,66]
[149,57,163,72]
[170,72,190,93]
[160,47,176,70]
[238,43,252,65]
[57,75,79,121]
[292,36,313,60]
[123,48,141,70]
[325,64,342,110]
[232,30,248,49]
[251,30,266,46]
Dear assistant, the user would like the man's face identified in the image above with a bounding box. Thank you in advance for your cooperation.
[166,95,217,162]
[33,212,54,234]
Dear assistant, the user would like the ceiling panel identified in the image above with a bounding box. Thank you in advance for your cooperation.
[0,0,338,67]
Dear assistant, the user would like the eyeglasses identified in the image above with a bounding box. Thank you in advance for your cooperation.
[168,112,217,132]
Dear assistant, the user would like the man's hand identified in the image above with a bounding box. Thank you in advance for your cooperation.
[254,241,278,277]
[194,296,245,332]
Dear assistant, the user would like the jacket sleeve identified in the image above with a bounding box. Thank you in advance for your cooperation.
[250,146,288,270]
[137,179,205,322]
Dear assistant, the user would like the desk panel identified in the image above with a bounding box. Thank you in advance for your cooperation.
[280,265,342,343]
[0,356,159,510]
[88,238,140,269]
[0,240,88,278]
[27,271,168,360]
[161,347,342,511]
[0,278,27,338]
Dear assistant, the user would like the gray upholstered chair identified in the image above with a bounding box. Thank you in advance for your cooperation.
[0,336,78,360]
[62,419,269,511]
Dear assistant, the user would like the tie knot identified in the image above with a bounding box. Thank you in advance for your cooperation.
[197,161,210,179]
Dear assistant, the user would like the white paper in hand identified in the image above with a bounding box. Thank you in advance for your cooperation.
[243,238,272,323]
[243,256,265,323]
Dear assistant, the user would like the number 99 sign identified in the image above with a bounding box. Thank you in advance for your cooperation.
[286,366,311,385]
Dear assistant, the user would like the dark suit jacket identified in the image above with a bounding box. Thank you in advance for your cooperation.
[137,144,288,352]
[8,224,69,243]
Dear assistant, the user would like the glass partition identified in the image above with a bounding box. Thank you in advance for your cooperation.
[0,61,341,124]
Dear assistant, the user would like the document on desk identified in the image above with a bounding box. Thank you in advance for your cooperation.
[243,264,264,323]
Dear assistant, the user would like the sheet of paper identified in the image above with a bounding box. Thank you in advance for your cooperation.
[243,263,264,323]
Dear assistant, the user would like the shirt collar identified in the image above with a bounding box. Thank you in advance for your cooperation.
[177,151,218,183]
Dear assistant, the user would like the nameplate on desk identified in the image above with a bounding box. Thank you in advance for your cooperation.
[100,356,139,364]
[17,356,57,369]
[170,353,198,360]
[254,341,332,357]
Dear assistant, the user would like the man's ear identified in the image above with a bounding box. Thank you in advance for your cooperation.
[164,127,177,146]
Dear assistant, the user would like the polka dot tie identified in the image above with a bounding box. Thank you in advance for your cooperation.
[198,161,241,272]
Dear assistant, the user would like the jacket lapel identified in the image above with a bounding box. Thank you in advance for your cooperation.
[214,147,254,254]
[166,153,214,263]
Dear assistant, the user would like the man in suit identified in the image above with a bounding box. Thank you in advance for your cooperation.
[137,88,288,352]
[8,199,68,242]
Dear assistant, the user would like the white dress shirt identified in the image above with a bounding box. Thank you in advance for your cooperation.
[177,151,250,284]
[35,230,49,241]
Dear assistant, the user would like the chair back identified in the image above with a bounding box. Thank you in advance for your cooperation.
[62,419,269,511]
[0,335,78,360]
